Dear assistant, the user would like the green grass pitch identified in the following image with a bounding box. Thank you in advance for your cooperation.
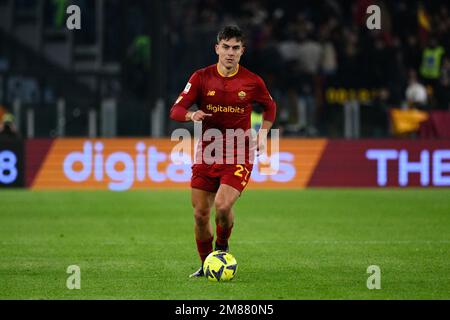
[0,189,449,299]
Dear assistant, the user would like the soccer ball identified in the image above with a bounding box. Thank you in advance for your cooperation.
[203,250,238,282]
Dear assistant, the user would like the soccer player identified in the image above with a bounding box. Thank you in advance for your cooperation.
[169,26,277,277]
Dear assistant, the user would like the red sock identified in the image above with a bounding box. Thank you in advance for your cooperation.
[216,224,233,248]
[196,236,213,263]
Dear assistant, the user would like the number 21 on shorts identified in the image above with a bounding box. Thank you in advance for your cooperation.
[234,165,250,186]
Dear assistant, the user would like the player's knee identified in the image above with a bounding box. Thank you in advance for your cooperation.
[194,209,210,226]
[215,200,232,215]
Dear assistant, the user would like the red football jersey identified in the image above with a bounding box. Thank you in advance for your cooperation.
[170,64,277,164]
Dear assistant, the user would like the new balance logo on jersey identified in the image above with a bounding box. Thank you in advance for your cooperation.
[207,90,216,96]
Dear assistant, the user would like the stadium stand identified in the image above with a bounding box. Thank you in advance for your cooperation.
[0,0,449,138]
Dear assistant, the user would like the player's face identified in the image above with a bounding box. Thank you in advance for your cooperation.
[215,38,245,70]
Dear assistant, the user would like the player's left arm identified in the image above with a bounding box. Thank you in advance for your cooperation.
[254,76,277,154]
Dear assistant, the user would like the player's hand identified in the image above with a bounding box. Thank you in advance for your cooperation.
[190,110,212,122]
[256,133,267,157]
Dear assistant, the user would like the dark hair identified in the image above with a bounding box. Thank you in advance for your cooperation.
[217,25,245,45]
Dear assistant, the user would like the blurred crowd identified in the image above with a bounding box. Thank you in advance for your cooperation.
[2,0,450,138]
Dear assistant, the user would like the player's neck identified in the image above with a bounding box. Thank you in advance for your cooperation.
[217,63,239,78]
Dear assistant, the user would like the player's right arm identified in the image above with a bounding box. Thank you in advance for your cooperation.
[169,71,212,122]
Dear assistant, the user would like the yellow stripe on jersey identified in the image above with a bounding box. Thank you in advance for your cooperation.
[216,64,240,78]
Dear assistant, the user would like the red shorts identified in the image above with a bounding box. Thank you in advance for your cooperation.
[191,163,253,193]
